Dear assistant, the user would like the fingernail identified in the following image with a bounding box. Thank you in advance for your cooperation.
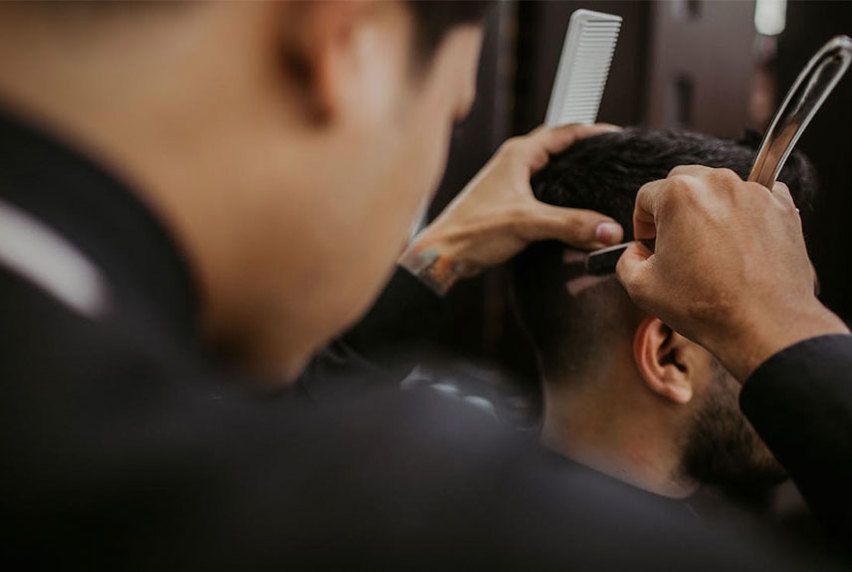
[595,222,622,244]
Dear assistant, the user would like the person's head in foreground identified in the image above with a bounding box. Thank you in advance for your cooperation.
[512,128,816,499]
[0,1,489,379]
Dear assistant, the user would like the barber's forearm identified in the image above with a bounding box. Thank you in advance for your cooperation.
[707,302,849,382]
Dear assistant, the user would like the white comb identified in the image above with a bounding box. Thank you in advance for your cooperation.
[545,9,622,128]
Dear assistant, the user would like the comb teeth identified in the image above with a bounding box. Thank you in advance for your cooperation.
[545,10,622,128]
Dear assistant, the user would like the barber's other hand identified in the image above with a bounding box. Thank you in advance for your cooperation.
[400,123,623,295]
[617,165,849,381]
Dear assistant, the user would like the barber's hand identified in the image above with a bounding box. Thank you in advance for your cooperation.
[400,123,624,295]
[617,165,849,381]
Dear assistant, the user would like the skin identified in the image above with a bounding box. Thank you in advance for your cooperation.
[541,303,783,498]
[617,165,850,381]
[0,1,623,381]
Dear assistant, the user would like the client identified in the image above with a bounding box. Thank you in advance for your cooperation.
[512,128,816,509]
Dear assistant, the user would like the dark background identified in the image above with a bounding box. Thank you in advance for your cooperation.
[423,0,852,392]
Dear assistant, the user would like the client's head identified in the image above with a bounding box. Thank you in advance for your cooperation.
[512,128,816,498]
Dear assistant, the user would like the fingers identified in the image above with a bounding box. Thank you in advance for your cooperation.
[532,123,622,156]
[615,241,653,301]
[633,179,668,241]
[525,202,623,249]
[497,123,621,174]
[634,167,740,243]
[667,164,715,178]
[772,181,795,206]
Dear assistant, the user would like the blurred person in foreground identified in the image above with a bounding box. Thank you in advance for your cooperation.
[513,129,814,518]
[0,1,847,569]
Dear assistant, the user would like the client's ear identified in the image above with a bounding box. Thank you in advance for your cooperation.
[633,317,697,405]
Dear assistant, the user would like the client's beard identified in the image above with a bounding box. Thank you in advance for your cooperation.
[680,366,787,493]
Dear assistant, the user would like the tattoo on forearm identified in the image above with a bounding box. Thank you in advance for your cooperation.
[399,244,468,296]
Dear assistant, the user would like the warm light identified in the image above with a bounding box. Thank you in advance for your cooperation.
[755,0,787,36]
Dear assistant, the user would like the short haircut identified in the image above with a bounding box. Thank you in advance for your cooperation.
[512,128,817,378]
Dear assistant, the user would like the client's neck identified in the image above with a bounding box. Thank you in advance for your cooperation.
[541,369,698,499]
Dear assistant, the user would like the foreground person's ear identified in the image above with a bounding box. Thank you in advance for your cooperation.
[278,1,405,124]
[278,1,363,123]
[633,317,695,405]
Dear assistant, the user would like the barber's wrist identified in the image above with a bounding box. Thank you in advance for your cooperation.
[709,301,849,381]
[398,231,476,296]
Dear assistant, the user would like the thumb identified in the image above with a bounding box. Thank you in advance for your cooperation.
[524,202,623,249]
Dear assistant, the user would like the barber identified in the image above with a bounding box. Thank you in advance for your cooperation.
[615,166,852,538]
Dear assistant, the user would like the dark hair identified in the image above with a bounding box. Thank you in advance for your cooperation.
[406,1,493,63]
[512,128,817,378]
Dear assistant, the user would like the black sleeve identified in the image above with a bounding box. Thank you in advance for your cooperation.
[299,266,447,394]
[342,265,445,357]
[740,334,852,538]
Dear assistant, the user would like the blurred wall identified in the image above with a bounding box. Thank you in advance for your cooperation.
[513,1,652,132]
[776,1,852,324]
[645,0,755,136]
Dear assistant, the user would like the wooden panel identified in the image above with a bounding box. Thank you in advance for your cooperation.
[645,0,756,137]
